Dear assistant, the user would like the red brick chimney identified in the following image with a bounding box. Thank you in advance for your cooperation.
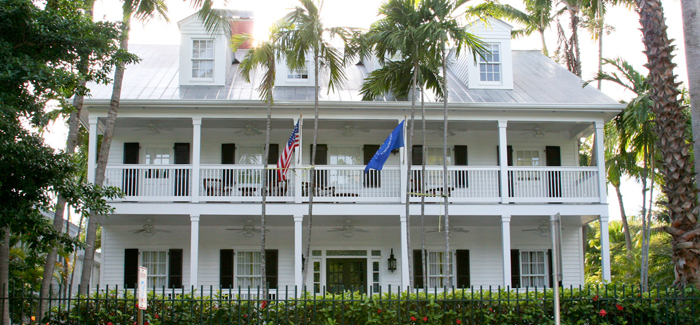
[231,18,254,49]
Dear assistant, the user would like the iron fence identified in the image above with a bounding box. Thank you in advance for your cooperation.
[2,283,699,324]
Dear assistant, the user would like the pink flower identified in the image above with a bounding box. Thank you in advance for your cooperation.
[616,304,623,311]
[599,309,607,317]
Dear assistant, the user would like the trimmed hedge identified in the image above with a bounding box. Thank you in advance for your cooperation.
[38,286,700,325]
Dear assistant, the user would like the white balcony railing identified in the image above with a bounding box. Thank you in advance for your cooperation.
[103,165,599,204]
[105,165,192,201]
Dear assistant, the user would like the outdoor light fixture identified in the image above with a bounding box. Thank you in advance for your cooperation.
[387,249,397,273]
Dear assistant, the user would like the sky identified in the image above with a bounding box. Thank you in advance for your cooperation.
[45,0,689,222]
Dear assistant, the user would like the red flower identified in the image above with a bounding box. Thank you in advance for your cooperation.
[599,309,607,317]
[593,295,598,302]
[260,301,268,309]
[488,308,493,312]
[378,309,381,313]
[144,322,149,325]
[456,320,462,324]
[244,314,248,318]
[155,314,160,319]
[616,304,623,311]
[411,316,417,321]
[107,323,113,325]
[423,316,428,322]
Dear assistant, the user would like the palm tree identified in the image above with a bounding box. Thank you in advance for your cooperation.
[275,0,355,287]
[635,0,700,288]
[466,0,560,56]
[232,27,283,296]
[680,0,700,196]
[556,0,584,77]
[79,0,230,295]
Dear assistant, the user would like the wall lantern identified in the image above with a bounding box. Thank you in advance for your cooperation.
[387,249,397,273]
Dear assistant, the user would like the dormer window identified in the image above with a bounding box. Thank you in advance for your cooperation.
[192,39,214,79]
[479,43,501,82]
[287,65,309,80]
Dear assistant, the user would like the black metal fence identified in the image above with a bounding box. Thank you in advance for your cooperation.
[2,283,700,324]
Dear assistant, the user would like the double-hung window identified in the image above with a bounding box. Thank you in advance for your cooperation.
[236,251,263,288]
[520,251,547,287]
[479,43,501,82]
[142,251,167,288]
[426,147,452,166]
[287,64,309,80]
[192,39,214,79]
[516,150,540,167]
[427,251,454,287]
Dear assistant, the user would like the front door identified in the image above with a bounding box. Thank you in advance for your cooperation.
[326,259,367,293]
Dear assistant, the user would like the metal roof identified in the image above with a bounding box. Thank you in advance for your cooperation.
[85,44,619,105]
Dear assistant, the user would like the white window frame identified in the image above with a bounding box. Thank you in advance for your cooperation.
[427,251,454,288]
[237,146,264,165]
[516,150,540,167]
[141,250,168,288]
[144,147,171,165]
[479,43,502,83]
[235,251,263,288]
[520,250,547,287]
[329,146,362,166]
[426,147,452,166]
[192,39,214,79]
[287,64,309,80]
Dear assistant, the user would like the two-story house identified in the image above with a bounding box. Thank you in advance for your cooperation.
[83,14,622,295]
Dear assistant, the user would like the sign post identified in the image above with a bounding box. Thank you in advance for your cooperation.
[138,267,147,325]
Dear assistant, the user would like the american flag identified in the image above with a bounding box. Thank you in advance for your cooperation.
[276,119,300,181]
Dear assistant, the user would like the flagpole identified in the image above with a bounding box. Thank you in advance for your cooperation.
[297,115,303,165]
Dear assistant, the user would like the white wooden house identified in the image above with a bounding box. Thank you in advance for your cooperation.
[82,14,622,295]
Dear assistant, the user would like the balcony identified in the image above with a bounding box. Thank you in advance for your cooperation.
[104,165,601,204]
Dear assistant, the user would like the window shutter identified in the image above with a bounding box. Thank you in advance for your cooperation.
[545,146,562,198]
[173,143,191,196]
[496,145,513,166]
[311,144,328,188]
[267,144,279,165]
[265,249,279,289]
[412,145,423,165]
[413,249,424,288]
[123,143,140,164]
[222,144,236,164]
[510,249,520,288]
[220,249,234,288]
[123,143,140,196]
[454,145,468,188]
[548,249,554,288]
[363,145,381,188]
[456,250,470,288]
[124,249,139,289]
[168,249,183,288]
[545,146,561,166]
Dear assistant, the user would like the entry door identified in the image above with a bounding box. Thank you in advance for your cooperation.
[326,259,367,293]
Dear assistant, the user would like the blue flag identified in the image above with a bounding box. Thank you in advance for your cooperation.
[364,120,405,173]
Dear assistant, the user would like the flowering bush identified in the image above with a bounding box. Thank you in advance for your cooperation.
[41,286,700,325]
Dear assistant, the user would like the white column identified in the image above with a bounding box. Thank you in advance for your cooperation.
[599,215,611,282]
[399,118,407,204]
[594,121,607,204]
[294,118,303,203]
[190,214,200,288]
[87,117,98,184]
[192,118,202,203]
[399,214,410,290]
[501,215,512,288]
[294,215,304,293]
[498,120,509,204]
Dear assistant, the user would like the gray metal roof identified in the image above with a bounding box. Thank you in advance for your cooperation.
[85,44,618,105]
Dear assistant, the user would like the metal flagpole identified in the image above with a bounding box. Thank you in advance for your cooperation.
[297,115,303,165]
[550,213,562,325]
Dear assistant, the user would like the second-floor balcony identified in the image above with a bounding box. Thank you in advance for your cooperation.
[104,164,601,204]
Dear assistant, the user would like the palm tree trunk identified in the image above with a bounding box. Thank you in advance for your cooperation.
[640,129,650,291]
[569,9,582,77]
[1,227,9,325]
[80,14,131,295]
[302,52,320,288]
[637,0,700,288]
[404,61,418,290]
[539,30,549,57]
[597,0,604,90]
[69,212,85,293]
[420,87,427,291]
[614,185,633,252]
[260,100,271,297]
[681,0,700,194]
[441,42,451,288]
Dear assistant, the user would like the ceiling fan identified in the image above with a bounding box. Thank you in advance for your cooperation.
[135,121,173,135]
[427,226,469,236]
[522,221,550,237]
[332,124,370,137]
[427,126,467,138]
[226,220,269,238]
[328,220,369,238]
[132,219,171,237]
[235,124,263,136]
[520,126,546,138]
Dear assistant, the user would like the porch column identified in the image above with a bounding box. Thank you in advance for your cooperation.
[399,214,410,289]
[501,215,512,288]
[192,118,202,203]
[294,215,303,293]
[400,118,407,204]
[294,118,303,203]
[190,214,200,287]
[87,117,98,183]
[498,120,509,204]
[599,215,611,282]
[594,121,607,204]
